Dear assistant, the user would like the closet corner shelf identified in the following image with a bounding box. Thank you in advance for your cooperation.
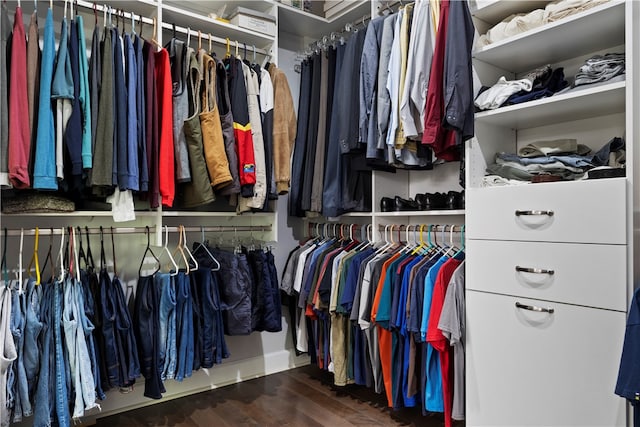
[277,0,369,40]
[472,0,624,74]
[474,80,625,129]
[471,0,548,26]
[374,210,465,217]
[161,3,276,48]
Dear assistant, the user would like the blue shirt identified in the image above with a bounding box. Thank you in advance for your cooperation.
[33,9,57,190]
[125,33,140,191]
[616,287,640,403]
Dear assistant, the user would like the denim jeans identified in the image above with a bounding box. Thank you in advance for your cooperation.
[112,275,140,387]
[134,275,164,399]
[1,286,18,427]
[53,279,71,426]
[157,273,177,380]
[211,248,252,336]
[174,271,194,382]
[99,269,119,388]
[33,281,53,427]
[10,285,31,422]
[24,278,42,400]
[76,270,106,400]
[189,274,203,372]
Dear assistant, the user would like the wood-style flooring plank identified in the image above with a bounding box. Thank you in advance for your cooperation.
[96,366,458,427]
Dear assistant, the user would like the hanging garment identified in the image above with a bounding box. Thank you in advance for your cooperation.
[133,273,164,399]
[215,58,241,197]
[199,51,233,191]
[267,63,297,195]
[23,279,43,404]
[89,25,101,180]
[26,9,41,179]
[112,27,129,190]
[225,56,256,197]
[377,13,398,154]
[90,26,115,190]
[173,271,194,382]
[9,284,30,423]
[259,66,276,204]
[360,16,386,160]
[155,48,176,207]
[143,40,160,207]
[309,53,329,214]
[167,39,191,183]
[238,63,267,211]
[123,33,140,191]
[134,35,149,193]
[300,54,321,212]
[52,16,74,182]
[63,18,85,193]
[8,6,32,189]
[76,15,91,171]
[289,59,311,217]
[0,286,17,427]
[178,47,215,208]
[0,2,10,187]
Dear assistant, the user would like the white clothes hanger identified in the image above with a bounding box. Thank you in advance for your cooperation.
[181,225,198,273]
[160,226,179,276]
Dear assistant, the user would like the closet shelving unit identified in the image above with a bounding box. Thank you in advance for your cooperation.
[465,0,637,425]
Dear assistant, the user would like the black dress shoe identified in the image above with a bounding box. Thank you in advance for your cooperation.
[380,197,394,212]
[459,190,465,209]
[394,196,419,211]
[415,194,427,211]
[424,192,446,210]
[446,191,460,210]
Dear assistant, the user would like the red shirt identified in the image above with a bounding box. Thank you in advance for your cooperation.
[8,6,31,189]
[422,0,460,162]
[155,49,175,207]
[427,257,461,427]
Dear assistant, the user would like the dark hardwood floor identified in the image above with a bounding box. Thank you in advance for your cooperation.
[96,365,456,426]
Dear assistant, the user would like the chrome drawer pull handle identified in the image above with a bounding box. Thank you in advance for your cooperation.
[515,210,554,216]
[515,301,554,314]
[515,266,555,275]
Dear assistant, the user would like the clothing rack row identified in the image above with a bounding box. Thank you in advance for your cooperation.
[296,11,372,60]
[75,0,154,26]
[0,225,272,237]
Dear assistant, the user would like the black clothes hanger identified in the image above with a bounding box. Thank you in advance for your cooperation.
[85,226,95,271]
[138,226,161,277]
[110,227,118,277]
[77,226,88,268]
[99,226,106,272]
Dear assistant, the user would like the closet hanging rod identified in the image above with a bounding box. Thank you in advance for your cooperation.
[74,0,155,26]
[376,224,464,232]
[0,225,272,237]
[159,22,270,56]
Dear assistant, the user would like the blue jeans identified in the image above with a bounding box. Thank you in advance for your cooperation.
[175,271,194,381]
[189,273,203,372]
[99,269,120,388]
[112,275,140,387]
[1,286,18,427]
[53,279,71,426]
[134,274,164,399]
[10,285,31,422]
[24,279,43,400]
[33,281,52,427]
[81,269,106,400]
[157,273,177,381]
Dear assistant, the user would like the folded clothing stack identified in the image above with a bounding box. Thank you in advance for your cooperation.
[475,65,568,110]
[482,137,625,186]
[477,0,611,48]
[574,53,625,87]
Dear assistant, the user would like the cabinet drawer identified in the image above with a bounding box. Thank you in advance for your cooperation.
[466,291,626,426]
[466,178,626,244]
[466,239,627,311]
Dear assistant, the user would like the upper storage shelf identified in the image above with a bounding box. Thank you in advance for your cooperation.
[277,0,369,39]
[472,0,625,74]
[475,80,625,129]
[161,1,276,49]
[470,0,548,26]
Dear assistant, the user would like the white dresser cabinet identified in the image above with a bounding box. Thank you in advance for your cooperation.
[466,1,635,425]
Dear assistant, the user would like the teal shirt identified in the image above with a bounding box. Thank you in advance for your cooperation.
[77,15,92,169]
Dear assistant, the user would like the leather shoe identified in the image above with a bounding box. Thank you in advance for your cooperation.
[380,197,394,212]
[415,193,427,211]
[394,196,419,211]
[446,191,460,210]
[424,192,446,210]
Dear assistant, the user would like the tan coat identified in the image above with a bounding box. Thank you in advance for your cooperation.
[267,64,297,194]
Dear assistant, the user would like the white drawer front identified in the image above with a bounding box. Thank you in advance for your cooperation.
[466,240,627,311]
[466,178,626,244]
[466,291,626,427]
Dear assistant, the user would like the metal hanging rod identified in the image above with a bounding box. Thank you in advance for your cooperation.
[0,225,272,237]
[377,224,464,232]
[160,22,270,56]
[74,0,155,26]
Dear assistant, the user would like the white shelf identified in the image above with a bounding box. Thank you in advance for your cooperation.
[161,211,274,217]
[474,80,625,129]
[471,0,548,26]
[1,211,159,217]
[161,3,275,50]
[277,0,369,39]
[374,210,465,217]
[472,0,625,74]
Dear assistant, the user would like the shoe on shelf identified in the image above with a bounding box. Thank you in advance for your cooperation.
[415,193,427,211]
[394,196,419,211]
[445,191,461,210]
[380,197,394,212]
[459,190,465,209]
[423,192,446,210]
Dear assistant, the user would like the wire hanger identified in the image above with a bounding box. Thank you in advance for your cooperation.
[16,228,24,292]
[209,33,212,53]
[181,226,198,273]
[138,226,161,277]
[40,229,54,283]
[27,227,41,286]
[198,30,202,51]
[252,45,256,64]
[160,226,179,276]
[186,27,191,47]
[57,227,66,282]
[110,227,118,277]
[192,226,220,271]
[131,11,136,35]
[77,226,87,268]
[172,225,190,274]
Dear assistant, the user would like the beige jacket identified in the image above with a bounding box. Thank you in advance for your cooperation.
[267,64,297,194]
